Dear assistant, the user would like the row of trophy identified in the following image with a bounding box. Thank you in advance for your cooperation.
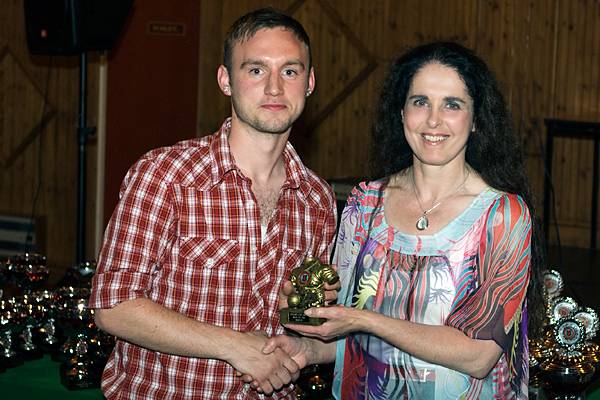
[530,269,600,399]
[0,253,114,389]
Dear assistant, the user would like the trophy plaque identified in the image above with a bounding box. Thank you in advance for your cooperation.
[540,318,596,398]
[542,269,564,301]
[280,257,339,326]
[573,307,599,341]
[550,296,579,325]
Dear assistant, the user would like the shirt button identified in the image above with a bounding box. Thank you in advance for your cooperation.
[206,258,214,266]
[251,246,257,252]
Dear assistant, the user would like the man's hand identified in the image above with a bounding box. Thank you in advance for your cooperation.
[227,331,300,395]
[263,334,311,370]
[240,334,312,391]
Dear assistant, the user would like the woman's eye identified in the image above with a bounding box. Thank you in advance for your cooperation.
[445,102,460,110]
[413,98,428,107]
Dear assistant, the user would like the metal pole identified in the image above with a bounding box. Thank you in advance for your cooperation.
[76,52,88,264]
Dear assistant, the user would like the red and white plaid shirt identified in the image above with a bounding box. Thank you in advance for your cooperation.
[90,119,336,399]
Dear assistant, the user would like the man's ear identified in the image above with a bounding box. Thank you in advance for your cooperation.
[307,67,316,96]
[217,65,232,96]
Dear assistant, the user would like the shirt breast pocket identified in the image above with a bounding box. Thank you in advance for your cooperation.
[179,237,239,268]
[176,237,241,323]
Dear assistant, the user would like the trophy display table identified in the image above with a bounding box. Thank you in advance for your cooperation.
[0,355,103,399]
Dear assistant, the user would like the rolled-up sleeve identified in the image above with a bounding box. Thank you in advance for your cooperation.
[90,158,175,309]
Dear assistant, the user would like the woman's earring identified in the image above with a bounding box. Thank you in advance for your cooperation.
[306,89,312,97]
[224,85,230,94]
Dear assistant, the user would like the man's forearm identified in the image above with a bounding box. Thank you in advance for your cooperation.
[94,297,239,361]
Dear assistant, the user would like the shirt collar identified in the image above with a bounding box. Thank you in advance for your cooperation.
[209,118,310,191]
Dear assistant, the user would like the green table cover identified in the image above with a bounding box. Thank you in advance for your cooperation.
[1,356,599,399]
[0,356,103,399]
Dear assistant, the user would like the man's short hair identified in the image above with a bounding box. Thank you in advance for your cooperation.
[223,7,312,73]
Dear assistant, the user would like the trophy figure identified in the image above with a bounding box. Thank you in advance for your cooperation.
[18,295,45,360]
[0,260,9,300]
[59,333,103,389]
[57,261,97,289]
[54,288,93,362]
[280,257,339,326]
[10,253,49,295]
[0,298,25,368]
[8,254,50,360]
[34,290,62,354]
[295,364,333,400]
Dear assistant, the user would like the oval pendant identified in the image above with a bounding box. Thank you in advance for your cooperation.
[416,215,429,231]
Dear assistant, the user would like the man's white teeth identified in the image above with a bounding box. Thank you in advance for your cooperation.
[423,135,447,142]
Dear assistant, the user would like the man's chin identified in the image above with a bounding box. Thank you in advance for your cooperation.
[253,120,294,135]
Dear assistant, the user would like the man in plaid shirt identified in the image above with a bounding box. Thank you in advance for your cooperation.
[90,7,337,399]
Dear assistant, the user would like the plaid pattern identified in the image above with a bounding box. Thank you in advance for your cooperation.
[90,119,336,399]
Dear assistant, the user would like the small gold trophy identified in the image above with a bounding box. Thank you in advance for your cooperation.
[280,256,339,326]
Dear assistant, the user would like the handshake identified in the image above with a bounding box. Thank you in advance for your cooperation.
[231,259,341,395]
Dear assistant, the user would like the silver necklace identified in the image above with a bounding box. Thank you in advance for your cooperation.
[412,168,470,231]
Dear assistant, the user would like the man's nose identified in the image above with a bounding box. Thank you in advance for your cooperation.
[265,72,283,96]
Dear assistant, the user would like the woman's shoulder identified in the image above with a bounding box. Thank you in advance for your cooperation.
[487,190,529,212]
[483,189,532,227]
[347,178,387,208]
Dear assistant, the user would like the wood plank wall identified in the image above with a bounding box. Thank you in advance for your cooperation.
[1,0,600,283]
[198,0,600,249]
[1,0,99,283]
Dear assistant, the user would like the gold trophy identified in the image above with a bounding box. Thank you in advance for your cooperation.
[280,257,339,326]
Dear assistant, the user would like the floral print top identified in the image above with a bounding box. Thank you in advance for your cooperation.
[332,180,531,400]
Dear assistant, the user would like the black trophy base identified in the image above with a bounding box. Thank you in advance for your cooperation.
[280,308,325,326]
[20,347,44,361]
[1,354,24,368]
[59,362,101,390]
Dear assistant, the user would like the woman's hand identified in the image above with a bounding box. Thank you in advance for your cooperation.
[284,305,367,341]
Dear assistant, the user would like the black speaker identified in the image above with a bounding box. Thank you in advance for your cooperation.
[24,0,134,55]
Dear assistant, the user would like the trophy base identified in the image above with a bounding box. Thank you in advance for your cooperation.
[3,354,24,368]
[280,308,325,326]
[21,348,44,361]
[60,362,101,390]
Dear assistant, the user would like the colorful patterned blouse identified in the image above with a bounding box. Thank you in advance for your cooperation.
[332,180,531,399]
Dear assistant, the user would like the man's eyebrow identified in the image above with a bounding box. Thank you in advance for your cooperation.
[239,59,306,70]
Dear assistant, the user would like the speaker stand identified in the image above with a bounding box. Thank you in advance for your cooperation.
[77,52,96,264]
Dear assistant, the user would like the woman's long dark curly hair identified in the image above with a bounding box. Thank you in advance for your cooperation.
[371,41,545,336]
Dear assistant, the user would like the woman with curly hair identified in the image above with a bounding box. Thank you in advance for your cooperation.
[258,42,544,399]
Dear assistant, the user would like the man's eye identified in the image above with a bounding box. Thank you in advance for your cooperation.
[249,68,262,75]
[283,69,298,77]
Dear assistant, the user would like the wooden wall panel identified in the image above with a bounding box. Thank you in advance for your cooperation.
[197,0,600,249]
[1,0,99,283]
[549,0,600,247]
[2,0,600,283]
